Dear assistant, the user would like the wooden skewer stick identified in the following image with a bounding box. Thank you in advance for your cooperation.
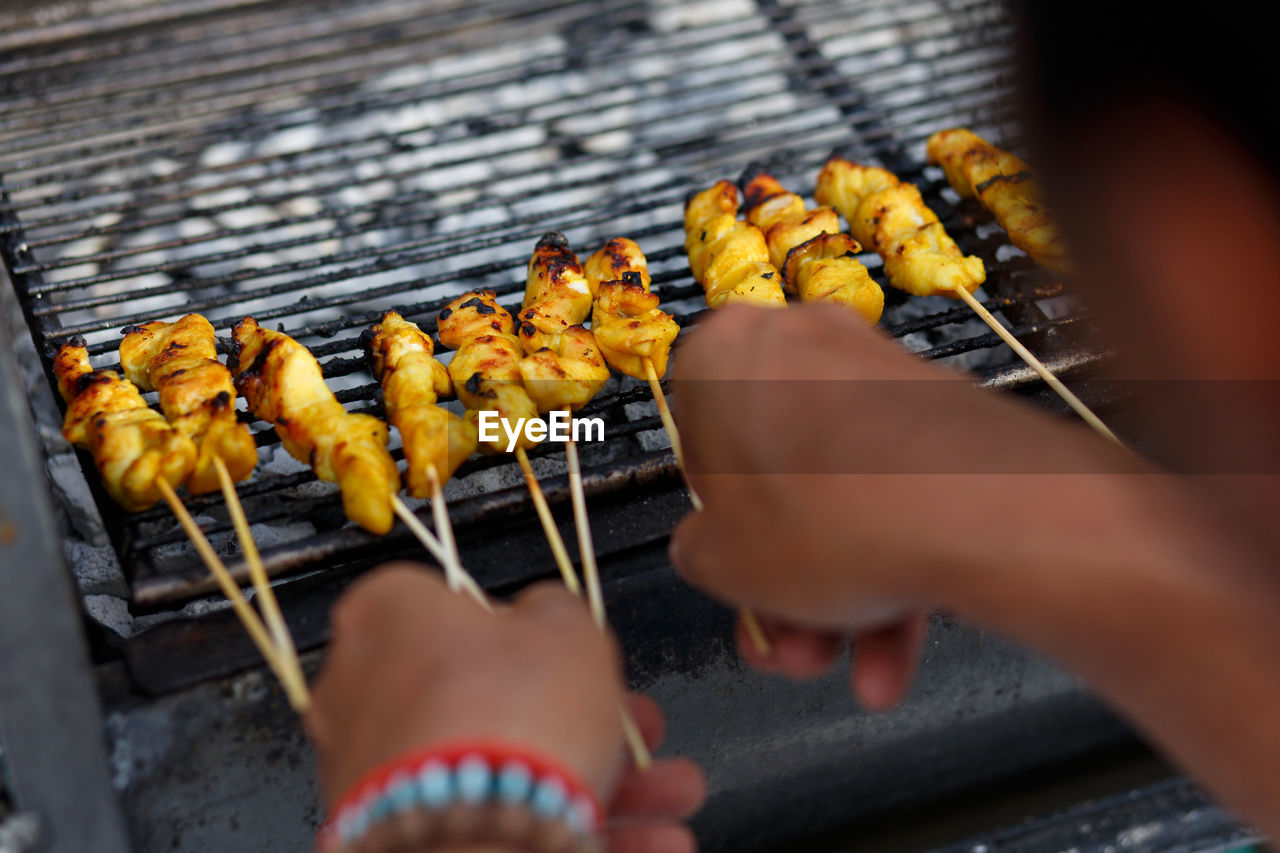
[514,424,651,767]
[391,494,492,612]
[213,457,307,696]
[561,414,605,632]
[426,467,465,585]
[643,357,702,513]
[156,478,311,712]
[642,357,772,655]
[515,446,582,597]
[558,431,652,768]
[954,287,1123,446]
[620,705,653,771]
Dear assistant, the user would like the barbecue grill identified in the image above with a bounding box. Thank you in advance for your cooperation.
[0,0,1256,850]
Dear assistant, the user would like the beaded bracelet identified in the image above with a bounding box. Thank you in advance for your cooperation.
[316,740,604,853]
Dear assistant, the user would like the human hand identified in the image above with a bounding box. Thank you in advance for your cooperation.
[736,613,928,712]
[307,564,704,851]
[668,303,1139,683]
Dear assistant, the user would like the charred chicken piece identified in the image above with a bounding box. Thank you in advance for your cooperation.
[683,180,787,308]
[228,318,398,535]
[782,233,885,324]
[119,314,257,495]
[437,291,539,452]
[585,239,679,380]
[55,337,196,512]
[743,173,884,323]
[743,172,842,277]
[926,127,1072,274]
[518,232,595,352]
[584,236,652,291]
[517,233,610,412]
[816,159,985,298]
[365,311,477,498]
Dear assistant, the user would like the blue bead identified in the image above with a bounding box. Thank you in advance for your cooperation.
[455,755,492,804]
[384,772,418,814]
[368,794,393,824]
[530,776,568,819]
[417,760,454,808]
[496,760,533,804]
[565,795,594,836]
[335,808,359,845]
[347,800,371,840]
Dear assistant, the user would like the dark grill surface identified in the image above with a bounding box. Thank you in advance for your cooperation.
[1,0,1095,611]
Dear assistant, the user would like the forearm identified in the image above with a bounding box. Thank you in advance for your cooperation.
[952,472,1280,837]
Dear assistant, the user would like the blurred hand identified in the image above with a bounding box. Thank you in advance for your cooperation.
[668,303,1138,704]
[307,564,704,852]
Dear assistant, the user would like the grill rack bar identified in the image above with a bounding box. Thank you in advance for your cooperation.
[11,21,1011,260]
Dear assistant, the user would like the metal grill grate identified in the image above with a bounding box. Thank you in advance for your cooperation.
[1,0,1096,612]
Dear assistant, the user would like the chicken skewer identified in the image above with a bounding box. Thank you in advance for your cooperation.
[815,158,1122,445]
[436,290,580,596]
[516,232,612,628]
[227,318,486,607]
[926,127,1072,274]
[684,180,788,309]
[682,184,793,655]
[120,314,308,699]
[517,233,653,768]
[437,286,650,767]
[56,337,309,710]
[364,311,488,608]
[742,171,884,324]
[583,238,691,497]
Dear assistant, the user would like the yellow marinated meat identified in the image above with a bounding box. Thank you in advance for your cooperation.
[816,158,985,298]
[437,290,539,452]
[366,311,477,498]
[229,318,398,535]
[684,180,787,308]
[120,314,257,494]
[517,234,610,412]
[55,337,196,512]
[744,173,883,323]
[926,127,1072,274]
[585,238,679,380]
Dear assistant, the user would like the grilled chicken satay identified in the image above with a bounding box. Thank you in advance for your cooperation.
[437,290,539,452]
[119,314,258,495]
[584,238,679,380]
[55,337,196,512]
[365,311,478,499]
[228,318,398,534]
[517,233,610,412]
[684,180,787,308]
[926,128,1072,274]
[816,159,985,298]
[743,172,884,323]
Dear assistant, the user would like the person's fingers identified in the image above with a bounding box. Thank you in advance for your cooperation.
[767,623,847,681]
[735,614,783,673]
[610,758,707,820]
[624,693,666,751]
[850,613,928,712]
[606,822,698,853]
[736,615,846,680]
